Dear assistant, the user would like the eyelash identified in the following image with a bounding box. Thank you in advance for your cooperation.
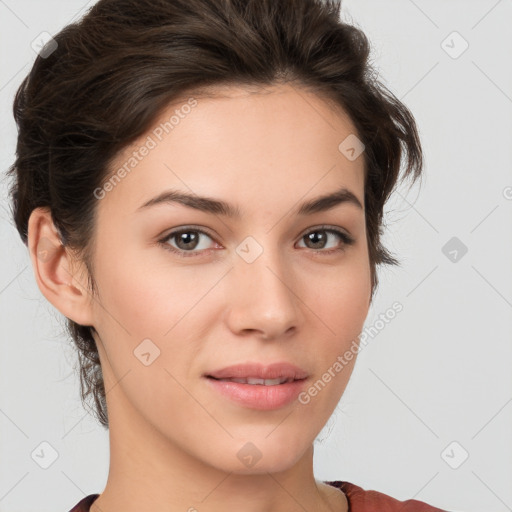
[157,225,355,258]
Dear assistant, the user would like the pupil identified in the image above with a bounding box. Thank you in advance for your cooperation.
[308,231,325,248]
[178,232,198,249]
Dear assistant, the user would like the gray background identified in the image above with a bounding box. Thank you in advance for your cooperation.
[1,1,511,511]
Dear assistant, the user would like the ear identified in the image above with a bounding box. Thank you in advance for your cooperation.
[27,207,95,327]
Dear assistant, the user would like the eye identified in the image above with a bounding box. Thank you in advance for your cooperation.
[297,226,355,254]
[158,226,218,258]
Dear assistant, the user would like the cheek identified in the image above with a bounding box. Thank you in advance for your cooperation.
[94,242,222,338]
[306,254,371,334]
[332,270,371,335]
[90,250,219,428]
[306,256,371,387]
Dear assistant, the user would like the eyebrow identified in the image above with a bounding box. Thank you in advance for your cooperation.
[136,186,363,217]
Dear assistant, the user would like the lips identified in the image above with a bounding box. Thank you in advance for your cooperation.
[205,362,309,382]
[204,362,310,410]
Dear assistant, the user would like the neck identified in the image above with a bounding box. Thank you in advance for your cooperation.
[89,388,347,512]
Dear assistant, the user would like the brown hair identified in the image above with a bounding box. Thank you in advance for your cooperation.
[7,0,423,429]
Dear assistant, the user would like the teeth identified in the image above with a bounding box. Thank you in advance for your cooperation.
[224,377,289,385]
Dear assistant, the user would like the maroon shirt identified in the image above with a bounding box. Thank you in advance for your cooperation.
[68,480,451,511]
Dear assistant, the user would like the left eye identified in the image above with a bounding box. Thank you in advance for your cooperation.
[158,226,354,258]
[298,228,354,252]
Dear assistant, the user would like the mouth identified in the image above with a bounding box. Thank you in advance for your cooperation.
[203,362,310,409]
[206,376,300,386]
[204,361,309,381]
[204,371,309,410]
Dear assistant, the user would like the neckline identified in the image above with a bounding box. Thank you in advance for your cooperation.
[324,480,353,511]
[77,483,352,512]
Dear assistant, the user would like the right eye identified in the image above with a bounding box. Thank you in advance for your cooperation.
[158,227,221,258]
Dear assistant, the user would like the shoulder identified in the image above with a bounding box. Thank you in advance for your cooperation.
[324,480,451,512]
[67,493,100,512]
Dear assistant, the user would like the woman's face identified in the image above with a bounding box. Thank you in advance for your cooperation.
[88,83,371,473]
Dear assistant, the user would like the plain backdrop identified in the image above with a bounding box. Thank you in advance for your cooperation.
[1,1,511,511]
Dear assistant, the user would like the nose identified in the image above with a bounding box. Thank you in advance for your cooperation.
[224,245,302,341]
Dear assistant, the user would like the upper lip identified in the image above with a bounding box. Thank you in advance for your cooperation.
[205,362,309,380]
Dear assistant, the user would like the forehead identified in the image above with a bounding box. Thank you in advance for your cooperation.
[102,83,366,217]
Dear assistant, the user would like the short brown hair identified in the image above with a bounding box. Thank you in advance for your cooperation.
[7,0,423,429]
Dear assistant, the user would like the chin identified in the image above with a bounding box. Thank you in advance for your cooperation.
[205,434,311,475]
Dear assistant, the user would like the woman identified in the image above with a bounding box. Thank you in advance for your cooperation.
[7,0,453,510]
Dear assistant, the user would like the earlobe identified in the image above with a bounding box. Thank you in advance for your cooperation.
[27,207,95,327]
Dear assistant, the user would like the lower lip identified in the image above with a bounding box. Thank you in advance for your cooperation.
[204,377,308,410]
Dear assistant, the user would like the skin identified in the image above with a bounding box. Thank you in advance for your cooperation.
[28,83,372,512]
